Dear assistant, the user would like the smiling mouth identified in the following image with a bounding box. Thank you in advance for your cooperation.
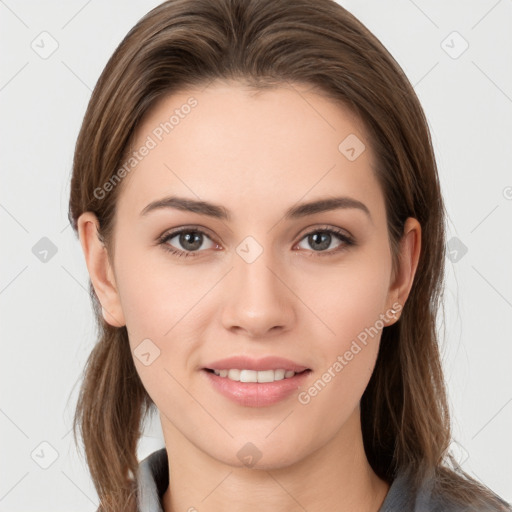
[203,368,311,383]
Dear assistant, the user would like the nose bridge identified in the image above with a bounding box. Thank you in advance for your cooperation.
[221,233,295,335]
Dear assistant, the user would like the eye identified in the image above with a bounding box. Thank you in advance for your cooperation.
[158,227,218,258]
[157,225,355,259]
[295,226,354,256]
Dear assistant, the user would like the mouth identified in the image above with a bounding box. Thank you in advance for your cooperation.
[203,368,311,383]
[202,367,312,407]
[201,355,312,407]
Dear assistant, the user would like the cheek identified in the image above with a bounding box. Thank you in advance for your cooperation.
[297,340,378,445]
[296,245,391,411]
[113,244,211,395]
[113,248,205,410]
[304,249,392,346]
[298,284,389,436]
[113,242,197,341]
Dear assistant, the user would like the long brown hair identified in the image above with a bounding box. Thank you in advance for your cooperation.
[67,1,509,510]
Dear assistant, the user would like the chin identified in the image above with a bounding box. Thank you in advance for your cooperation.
[205,435,311,471]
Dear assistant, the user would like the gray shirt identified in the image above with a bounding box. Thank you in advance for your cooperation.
[136,448,511,512]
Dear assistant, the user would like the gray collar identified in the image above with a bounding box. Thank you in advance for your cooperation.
[135,448,507,512]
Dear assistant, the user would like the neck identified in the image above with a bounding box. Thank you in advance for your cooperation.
[161,407,389,512]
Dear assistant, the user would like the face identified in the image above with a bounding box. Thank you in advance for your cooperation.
[83,80,414,469]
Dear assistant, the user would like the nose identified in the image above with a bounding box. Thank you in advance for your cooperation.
[220,246,296,338]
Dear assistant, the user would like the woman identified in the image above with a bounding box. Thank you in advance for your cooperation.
[68,0,511,511]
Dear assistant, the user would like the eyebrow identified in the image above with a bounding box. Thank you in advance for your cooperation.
[140,195,371,222]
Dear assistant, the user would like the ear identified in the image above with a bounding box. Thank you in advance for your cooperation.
[384,217,421,325]
[77,212,125,327]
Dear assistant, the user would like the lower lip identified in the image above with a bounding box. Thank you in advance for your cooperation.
[202,369,312,407]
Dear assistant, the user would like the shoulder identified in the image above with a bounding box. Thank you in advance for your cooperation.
[136,448,169,512]
[379,468,511,512]
[428,492,512,512]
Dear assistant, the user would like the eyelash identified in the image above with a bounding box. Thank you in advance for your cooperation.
[157,225,355,259]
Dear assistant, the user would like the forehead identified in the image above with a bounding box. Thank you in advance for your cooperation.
[115,80,384,223]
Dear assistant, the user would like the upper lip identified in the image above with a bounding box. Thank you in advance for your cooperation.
[204,356,310,372]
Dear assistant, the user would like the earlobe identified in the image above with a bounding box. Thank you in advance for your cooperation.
[385,217,422,325]
[77,212,126,328]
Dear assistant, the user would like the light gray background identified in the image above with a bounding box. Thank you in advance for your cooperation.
[1,0,511,509]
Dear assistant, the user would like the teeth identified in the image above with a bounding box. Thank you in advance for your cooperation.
[211,368,299,382]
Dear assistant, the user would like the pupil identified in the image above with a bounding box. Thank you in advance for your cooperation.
[310,232,330,251]
[181,231,202,250]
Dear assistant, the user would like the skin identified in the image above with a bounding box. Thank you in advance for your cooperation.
[78,80,421,512]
